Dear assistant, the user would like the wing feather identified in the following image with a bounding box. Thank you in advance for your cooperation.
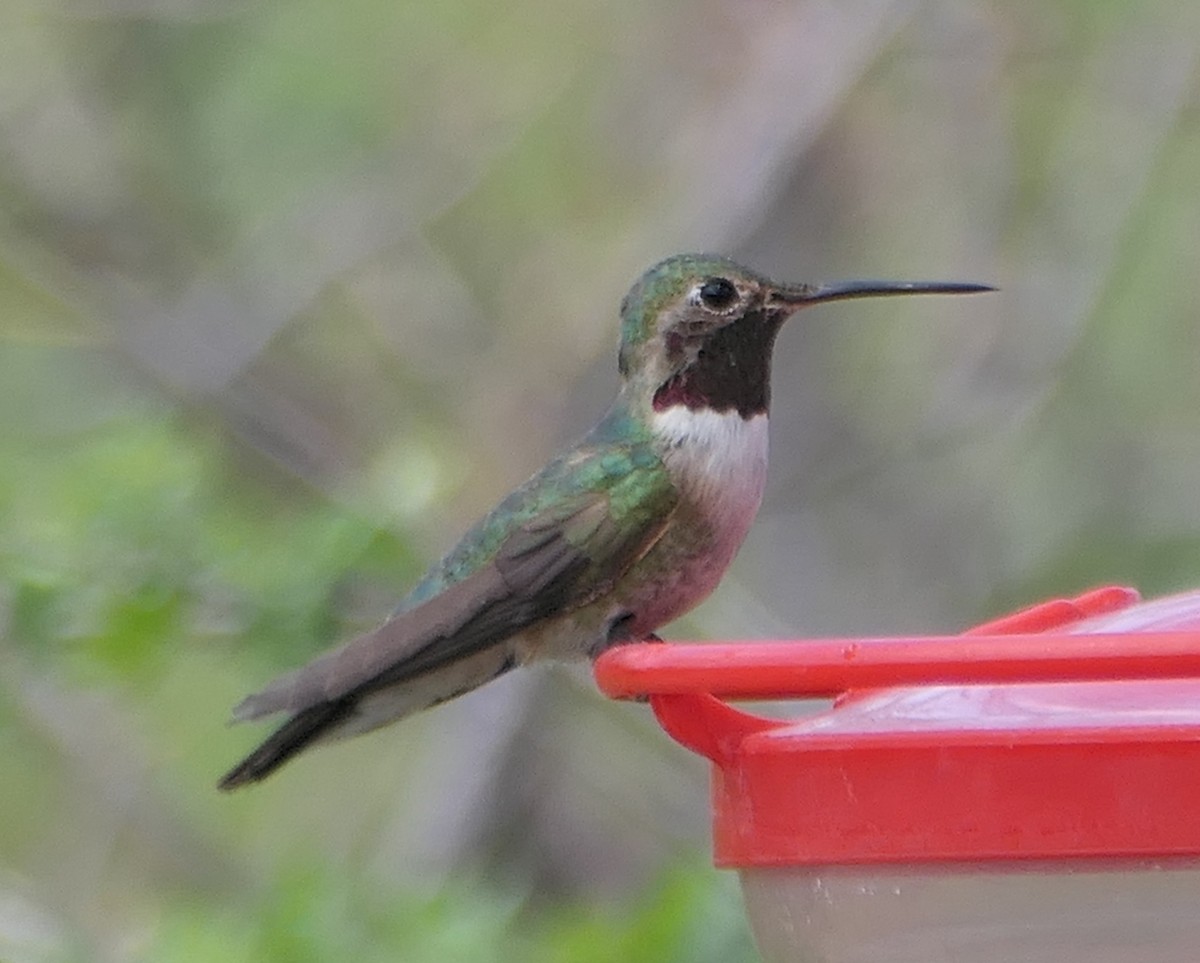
[219,444,677,789]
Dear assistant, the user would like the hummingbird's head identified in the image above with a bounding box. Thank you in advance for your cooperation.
[617,253,991,418]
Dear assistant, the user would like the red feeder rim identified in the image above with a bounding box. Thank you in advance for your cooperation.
[594,586,1200,867]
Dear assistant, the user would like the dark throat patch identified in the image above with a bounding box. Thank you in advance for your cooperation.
[652,309,781,418]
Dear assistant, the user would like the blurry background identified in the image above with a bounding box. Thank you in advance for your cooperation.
[2,0,1200,959]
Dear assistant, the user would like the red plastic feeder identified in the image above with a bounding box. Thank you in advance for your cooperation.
[594,586,1200,963]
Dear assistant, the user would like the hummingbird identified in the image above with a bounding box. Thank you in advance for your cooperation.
[218,253,990,790]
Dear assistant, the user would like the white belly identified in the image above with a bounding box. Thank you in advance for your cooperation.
[629,406,770,629]
[652,406,770,539]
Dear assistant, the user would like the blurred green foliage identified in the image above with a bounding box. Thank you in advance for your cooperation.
[2,0,1200,960]
[145,863,752,963]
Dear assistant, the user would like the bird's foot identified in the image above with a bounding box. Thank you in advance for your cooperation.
[630,633,663,702]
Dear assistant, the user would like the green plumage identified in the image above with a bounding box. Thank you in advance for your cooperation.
[401,403,676,613]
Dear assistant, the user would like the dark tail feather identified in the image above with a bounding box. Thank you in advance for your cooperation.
[217,699,355,791]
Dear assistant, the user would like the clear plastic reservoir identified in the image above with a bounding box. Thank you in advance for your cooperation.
[742,859,1200,963]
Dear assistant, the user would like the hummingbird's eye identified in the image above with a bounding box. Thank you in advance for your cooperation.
[697,277,739,311]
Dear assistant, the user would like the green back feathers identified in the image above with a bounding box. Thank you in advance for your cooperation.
[400,404,670,611]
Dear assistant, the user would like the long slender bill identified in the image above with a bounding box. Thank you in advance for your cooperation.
[771,279,995,307]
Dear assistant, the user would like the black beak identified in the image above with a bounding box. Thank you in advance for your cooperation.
[770,278,995,309]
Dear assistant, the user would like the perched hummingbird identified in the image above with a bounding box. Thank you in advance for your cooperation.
[219,254,990,789]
